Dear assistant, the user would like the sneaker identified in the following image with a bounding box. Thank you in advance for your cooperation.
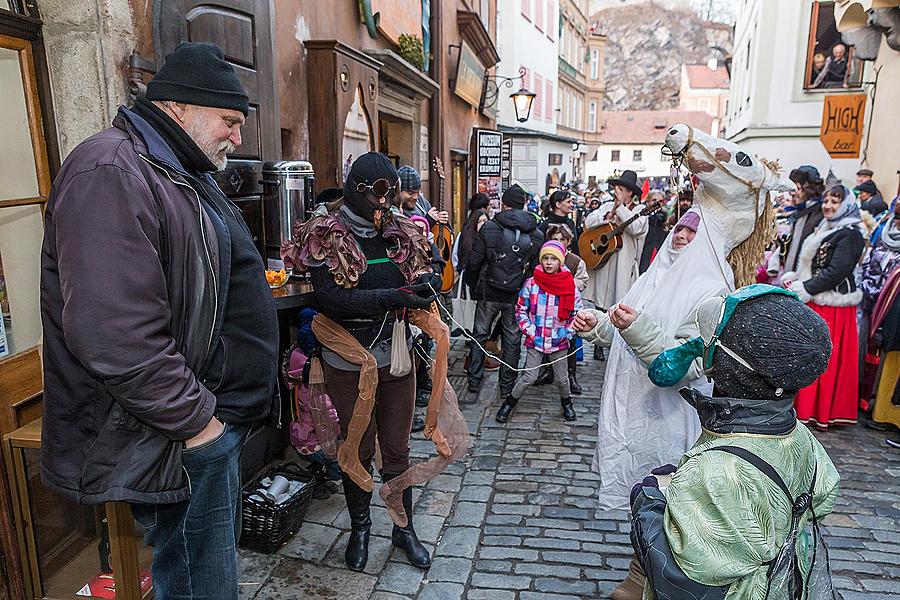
[415,389,430,408]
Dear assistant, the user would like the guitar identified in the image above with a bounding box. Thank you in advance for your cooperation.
[578,201,660,270]
[431,157,456,293]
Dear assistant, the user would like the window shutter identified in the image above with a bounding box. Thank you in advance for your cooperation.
[535,0,544,31]
[534,73,543,117]
[522,0,530,21]
[545,81,553,122]
[548,0,556,40]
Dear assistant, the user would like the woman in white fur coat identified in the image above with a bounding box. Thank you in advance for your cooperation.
[782,184,866,429]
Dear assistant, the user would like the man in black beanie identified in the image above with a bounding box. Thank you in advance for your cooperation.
[465,184,544,397]
[40,42,276,599]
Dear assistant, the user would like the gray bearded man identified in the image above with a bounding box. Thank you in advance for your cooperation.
[40,43,277,599]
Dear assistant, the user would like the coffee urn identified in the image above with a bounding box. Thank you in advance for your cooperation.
[262,160,315,262]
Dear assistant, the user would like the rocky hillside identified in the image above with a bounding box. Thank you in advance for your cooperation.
[593,2,732,111]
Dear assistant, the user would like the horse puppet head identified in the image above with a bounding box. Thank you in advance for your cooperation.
[664,124,795,286]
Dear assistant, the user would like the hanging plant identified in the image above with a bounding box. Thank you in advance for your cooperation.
[398,33,425,70]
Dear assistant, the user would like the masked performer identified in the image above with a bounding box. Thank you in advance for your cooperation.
[291,152,441,571]
[575,124,794,513]
[632,285,840,600]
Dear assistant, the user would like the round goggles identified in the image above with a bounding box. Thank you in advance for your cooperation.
[356,178,397,199]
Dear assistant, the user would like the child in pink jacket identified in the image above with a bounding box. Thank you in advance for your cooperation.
[496,241,583,424]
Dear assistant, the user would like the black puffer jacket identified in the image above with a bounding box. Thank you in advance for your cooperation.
[466,208,544,303]
[785,224,865,307]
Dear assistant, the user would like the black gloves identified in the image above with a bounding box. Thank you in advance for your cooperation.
[415,271,442,292]
[381,286,436,310]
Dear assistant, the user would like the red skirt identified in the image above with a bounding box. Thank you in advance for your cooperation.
[795,302,859,428]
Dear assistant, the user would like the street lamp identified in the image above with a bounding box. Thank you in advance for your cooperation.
[481,67,536,122]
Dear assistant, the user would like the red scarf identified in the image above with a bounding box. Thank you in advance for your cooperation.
[533,266,576,320]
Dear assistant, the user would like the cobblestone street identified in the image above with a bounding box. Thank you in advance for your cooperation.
[239,340,900,600]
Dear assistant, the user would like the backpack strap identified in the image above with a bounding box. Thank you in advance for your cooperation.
[708,446,794,505]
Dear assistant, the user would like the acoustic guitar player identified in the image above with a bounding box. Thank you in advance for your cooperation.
[583,170,649,329]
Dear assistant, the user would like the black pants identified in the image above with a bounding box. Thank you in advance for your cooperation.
[467,300,521,394]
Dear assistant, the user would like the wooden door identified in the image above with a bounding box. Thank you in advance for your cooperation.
[155,0,281,256]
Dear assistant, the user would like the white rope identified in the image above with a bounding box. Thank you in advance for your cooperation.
[426,283,577,372]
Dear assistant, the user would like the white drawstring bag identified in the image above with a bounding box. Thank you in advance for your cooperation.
[451,277,476,334]
[389,318,412,377]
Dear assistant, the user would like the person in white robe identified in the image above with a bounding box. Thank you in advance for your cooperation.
[575,208,731,510]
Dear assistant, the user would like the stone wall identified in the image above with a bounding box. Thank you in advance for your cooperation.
[39,0,136,158]
[593,1,731,111]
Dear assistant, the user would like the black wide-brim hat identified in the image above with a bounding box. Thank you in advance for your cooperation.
[607,170,642,199]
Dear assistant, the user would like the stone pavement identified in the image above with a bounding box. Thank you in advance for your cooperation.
[239,340,900,599]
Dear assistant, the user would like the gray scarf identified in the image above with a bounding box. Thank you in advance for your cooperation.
[340,203,379,238]
[882,218,900,251]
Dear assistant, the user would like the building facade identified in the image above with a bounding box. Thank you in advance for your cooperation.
[832,0,900,198]
[679,62,730,135]
[586,109,714,184]
[725,0,870,184]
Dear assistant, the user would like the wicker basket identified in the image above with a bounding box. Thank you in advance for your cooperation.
[239,463,315,553]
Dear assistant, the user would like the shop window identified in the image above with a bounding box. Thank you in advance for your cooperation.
[0,37,52,360]
[804,1,863,89]
[611,150,620,162]
[633,149,642,162]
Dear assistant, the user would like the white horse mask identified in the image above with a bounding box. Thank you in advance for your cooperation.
[664,124,795,285]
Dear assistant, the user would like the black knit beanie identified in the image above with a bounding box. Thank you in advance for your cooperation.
[502,184,527,209]
[714,294,832,399]
[146,43,249,116]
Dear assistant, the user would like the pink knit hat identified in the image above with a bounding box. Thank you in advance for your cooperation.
[540,240,567,263]
[674,211,700,232]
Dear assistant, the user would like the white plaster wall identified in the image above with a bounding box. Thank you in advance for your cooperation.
[725,0,865,182]
[497,0,559,134]
[863,37,900,197]
[509,135,573,193]
[589,143,670,178]
[40,0,136,158]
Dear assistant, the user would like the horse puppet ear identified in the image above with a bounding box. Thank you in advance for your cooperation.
[759,157,796,193]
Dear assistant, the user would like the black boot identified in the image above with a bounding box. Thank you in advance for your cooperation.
[561,398,576,422]
[382,473,432,569]
[411,413,426,433]
[341,475,372,571]
[496,395,518,423]
[534,364,554,386]
[567,351,582,395]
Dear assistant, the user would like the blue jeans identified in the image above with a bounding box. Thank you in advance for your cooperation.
[467,300,522,395]
[131,422,249,600]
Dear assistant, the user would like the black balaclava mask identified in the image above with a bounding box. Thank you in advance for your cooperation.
[712,294,832,400]
[343,152,400,228]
